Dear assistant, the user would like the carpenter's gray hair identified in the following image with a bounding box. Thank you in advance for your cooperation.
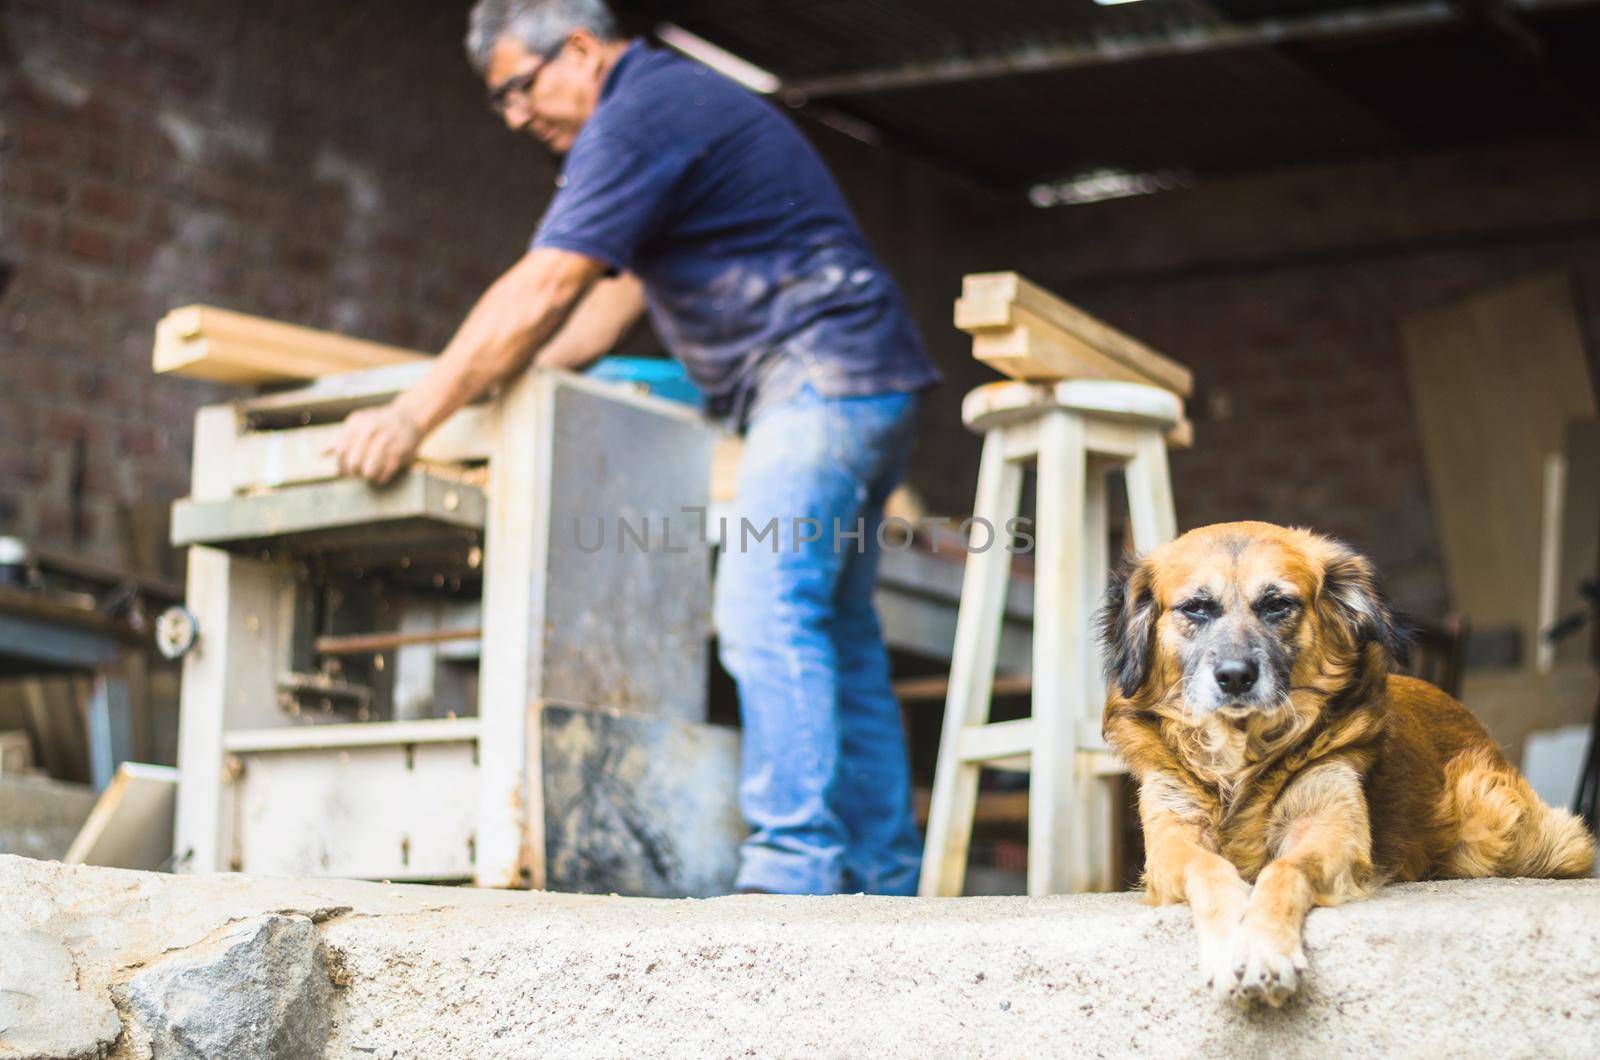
[466,0,619,75]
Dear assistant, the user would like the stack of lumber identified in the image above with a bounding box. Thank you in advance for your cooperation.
[956,272,1194,445]
[956,273,1192,393]
[153,305,427,385]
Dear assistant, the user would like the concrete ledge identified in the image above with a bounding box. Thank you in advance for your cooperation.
[1,854,1597,1058]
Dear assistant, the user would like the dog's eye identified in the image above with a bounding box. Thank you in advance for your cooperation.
[1257,596,1296,619]
[1178,599,1216,622]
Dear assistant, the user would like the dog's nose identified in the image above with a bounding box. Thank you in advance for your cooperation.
[1214,659,1259,695]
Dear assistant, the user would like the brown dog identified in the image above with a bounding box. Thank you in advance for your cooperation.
[1099,521,1594,1007]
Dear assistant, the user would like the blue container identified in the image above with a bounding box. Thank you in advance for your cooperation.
[586,357,703,409]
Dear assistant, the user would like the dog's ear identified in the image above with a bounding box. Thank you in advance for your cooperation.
[1317,542,1410,667]
[1098,556,1160,698]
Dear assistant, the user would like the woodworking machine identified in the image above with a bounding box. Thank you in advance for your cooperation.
[166,362,741,895]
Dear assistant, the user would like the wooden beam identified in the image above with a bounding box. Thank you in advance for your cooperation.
[966,304,1153,388]
[960,273,1193,396]
[153,305,428,385]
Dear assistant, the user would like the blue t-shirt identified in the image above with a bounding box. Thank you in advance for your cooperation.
[532,40,940,423]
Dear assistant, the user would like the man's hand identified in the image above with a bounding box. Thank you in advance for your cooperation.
[324,247,610,487]
[330,403,424,485]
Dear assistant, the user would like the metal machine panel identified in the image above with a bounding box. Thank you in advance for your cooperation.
[234,740,478,880]
[540,379,716,722]
[541,704,742,898]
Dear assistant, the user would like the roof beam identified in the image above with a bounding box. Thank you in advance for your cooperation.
[781,2,1462,99]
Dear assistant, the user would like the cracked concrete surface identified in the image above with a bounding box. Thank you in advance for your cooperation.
[1,853,1597,1058]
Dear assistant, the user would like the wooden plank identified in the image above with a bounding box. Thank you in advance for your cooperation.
[961,272,1194,395]
[226,405,495,492]
[1402,273,1597,659]
[240,362,439,424]
[155,337,416,386]
[154,304,427,384]
[962,301,1155,387]
[63,762,178,870]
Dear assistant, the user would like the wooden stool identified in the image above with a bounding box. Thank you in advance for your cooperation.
[919,379,1181,896]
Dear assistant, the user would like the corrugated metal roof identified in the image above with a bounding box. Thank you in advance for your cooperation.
[621,0,1600,186]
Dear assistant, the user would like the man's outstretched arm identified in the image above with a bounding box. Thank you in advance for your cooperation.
[331,246,624,483]
[534,269,646,372]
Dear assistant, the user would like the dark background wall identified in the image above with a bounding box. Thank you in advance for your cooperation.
[828,136,1600,617]
[4,0,1599,622]
[0,0,549,564]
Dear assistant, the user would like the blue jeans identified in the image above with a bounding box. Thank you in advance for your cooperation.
[713,383,924,895]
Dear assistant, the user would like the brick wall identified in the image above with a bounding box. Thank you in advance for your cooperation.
[0,0,553,562]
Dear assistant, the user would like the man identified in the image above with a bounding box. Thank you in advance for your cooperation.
[331,0,940,895]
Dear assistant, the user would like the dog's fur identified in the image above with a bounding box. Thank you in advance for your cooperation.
[1099,521,1594,1006]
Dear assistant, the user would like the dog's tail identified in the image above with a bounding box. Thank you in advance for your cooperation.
[1438,747,1596,879]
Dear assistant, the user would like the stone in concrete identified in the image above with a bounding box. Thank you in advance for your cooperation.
[123,914,332,1060]
[0,928,122,1060]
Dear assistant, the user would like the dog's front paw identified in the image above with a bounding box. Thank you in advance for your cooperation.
[1197,932,1244,1004]
[1212,922,1307,1008]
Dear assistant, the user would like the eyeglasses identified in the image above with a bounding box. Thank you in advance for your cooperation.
[486,42,566,115]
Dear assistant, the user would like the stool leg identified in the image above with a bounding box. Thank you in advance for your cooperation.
[1080,459,1112,747]
[1076,459,1118,890]
[1029,411,1088,896]
[1124,429,1177,553]
[919,428,1024,897]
